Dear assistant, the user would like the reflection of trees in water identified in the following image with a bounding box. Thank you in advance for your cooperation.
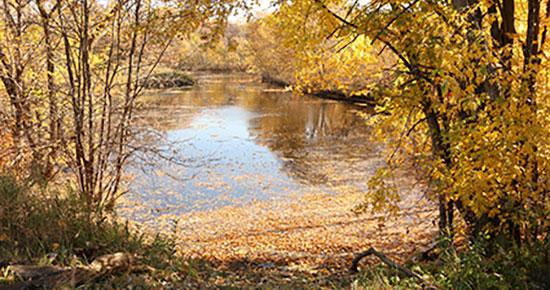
[137,74,263,132]
[247,97,376,186]
[305,103,348,139]
[136,74,378,187]
[138,85,229,132]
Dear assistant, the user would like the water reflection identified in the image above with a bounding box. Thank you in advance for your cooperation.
[124,74,381,219]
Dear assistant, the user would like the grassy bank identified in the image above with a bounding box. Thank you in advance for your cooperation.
[1,175,548,289]
[0,174,186,288]
[0,175,352,288]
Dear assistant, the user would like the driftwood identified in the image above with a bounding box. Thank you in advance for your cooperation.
[350,247,439,289]
[3,252,153,289]
[260,74,290,88]
[350,247,422,279]
[311,90,376,106]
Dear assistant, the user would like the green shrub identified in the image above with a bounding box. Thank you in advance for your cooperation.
[435,239,550,290]
[356,239,549,290]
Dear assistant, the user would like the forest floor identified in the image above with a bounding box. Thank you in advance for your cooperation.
[121,190,437,287]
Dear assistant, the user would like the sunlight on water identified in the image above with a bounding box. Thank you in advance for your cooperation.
[121,74,380,221]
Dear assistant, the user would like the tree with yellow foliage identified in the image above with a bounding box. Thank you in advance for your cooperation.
[247,4,393,98]
[270,0,549,245]
[0,0,248,211]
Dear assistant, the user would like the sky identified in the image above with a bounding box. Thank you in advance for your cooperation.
[228,0,371,24]
[228,0,277,23]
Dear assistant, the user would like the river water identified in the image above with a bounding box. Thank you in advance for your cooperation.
[121,74,385,221]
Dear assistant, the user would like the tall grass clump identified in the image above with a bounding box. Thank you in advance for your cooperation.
[0,174,137,263]
[0,173,196,288]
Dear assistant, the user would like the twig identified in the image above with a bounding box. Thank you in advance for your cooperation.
[350,247,435,289]
[337,34,360,53]
[371,0,421,44]
[314,0,358,29]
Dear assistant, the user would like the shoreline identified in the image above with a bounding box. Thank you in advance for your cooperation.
[120,189,437,271]
[259,73,376,106]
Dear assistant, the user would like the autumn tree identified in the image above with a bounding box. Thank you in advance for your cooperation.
[271,0,549,244]
[246,6,393,96]
[0,0,247,211]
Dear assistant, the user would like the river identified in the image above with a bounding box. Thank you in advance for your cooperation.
[121,74,386,222]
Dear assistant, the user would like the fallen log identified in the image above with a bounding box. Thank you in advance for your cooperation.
[350,247,437,289]
[3,252,153,289]
[407,241,440,263]
[350,247,421,278]
[311,90,376,106]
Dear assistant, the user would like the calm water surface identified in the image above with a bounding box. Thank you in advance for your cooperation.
[122,74,382,221]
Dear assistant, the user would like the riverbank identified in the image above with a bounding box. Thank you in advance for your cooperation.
[147,71,375,107]
[0,170,436,288]
[120,72,434,280]
[3,172,547,289]
[260,73,376,106]
[119,187,437,272]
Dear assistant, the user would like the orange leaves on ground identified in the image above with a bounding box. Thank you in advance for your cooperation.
[126,191,437,272]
